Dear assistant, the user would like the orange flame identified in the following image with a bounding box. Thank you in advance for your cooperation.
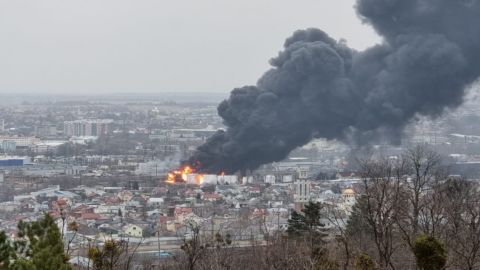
[164,165,208,185]
[165,166,194,184]
[221,172,225,176]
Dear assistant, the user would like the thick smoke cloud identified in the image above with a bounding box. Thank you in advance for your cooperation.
[186,0,480,174]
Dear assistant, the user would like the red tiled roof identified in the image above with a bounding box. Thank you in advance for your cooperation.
[53,200,67,205]
[52,204,69,210]
[72,205,89,212]
[174,208,193,215]
[253,209,265,216]
[248,187,260,191]
[104,197,119,203]
[159,216,175,223]
[81,213,101,220]
[202,194,220,199]
[3,220,17,226]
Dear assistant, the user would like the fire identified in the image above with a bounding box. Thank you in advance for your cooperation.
[165,166,193,184]
[165,173,176,183]
[221,172,225,176]
[164,166,205,185]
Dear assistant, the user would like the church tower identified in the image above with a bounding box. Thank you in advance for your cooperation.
[294,169,311,212]
[342,188,356,214]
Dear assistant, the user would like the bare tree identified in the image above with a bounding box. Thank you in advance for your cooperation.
[441,179,480,270]
[358,157,410,269]
[402,145,446,237]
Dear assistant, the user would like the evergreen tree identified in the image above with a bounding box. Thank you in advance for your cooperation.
[302,201,323,230]
[12,213,72,270]
[132,181,139,190]
[118,208,122,217]
[0,231,13,269]
[413,234,447,270]
[287,201,326,241]
[346,196,371,237]
[287,210,307,234]
[355,254,376,270]
[87,239,123,270]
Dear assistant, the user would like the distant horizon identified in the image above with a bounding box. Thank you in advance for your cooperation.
[1,91,231,96]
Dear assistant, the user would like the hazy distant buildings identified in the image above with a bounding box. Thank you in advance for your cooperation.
[1,140,16,151]
[0,136,35,148]
[64,119,113,136]
[30,142,64,154]
[149,127,221,141]
[0,119,4,132]
[34,125,57,137]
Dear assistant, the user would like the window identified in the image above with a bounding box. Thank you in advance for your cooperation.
[133,227,136,230]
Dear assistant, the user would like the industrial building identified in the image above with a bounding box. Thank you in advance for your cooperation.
[0,156,31,166]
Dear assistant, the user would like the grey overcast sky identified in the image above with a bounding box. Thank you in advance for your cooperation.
[0,0,380,95]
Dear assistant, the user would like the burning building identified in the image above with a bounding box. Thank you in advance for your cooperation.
[165,166,238,185]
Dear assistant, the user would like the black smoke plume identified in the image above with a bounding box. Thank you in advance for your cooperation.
[185,0,480,174]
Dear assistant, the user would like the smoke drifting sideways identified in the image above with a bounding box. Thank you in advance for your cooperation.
[185,0,480,174]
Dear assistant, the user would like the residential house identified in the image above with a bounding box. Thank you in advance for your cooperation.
[202,194,221,202]
[185,190,197,198]
[166,220,184,233]
[175,208,193,222]
[159,216,175,229]
[147,197,164,206]
[117,191,133,201]
[81,213,101,222]
[124,224,143,237]
[248,187,261,196]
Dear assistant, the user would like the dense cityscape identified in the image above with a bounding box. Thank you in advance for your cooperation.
[0,92,478,268]
[3,0,480,269]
